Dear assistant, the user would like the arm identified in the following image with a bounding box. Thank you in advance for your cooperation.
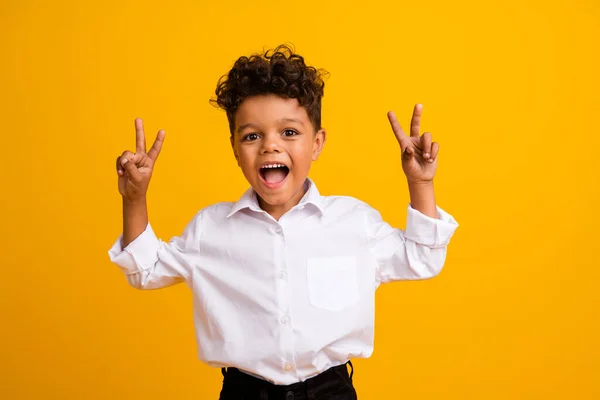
[108,118,196,290]
[368,104,458,282]
[123,197,148,248]
[365,202,458,282]
[116,118,164,247]
[387,104,441,218]
[108,211,201,290]
[408,181,436,219]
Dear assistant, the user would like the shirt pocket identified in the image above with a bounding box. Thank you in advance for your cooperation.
[306,256,359,311]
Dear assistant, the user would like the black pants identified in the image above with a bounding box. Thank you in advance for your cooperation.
[219,362,357,400]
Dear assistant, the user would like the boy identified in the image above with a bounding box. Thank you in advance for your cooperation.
[109,45,458,400]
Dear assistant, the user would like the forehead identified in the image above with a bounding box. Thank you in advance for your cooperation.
[234,94,311,129]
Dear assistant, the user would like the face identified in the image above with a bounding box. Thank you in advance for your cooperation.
[231,94,326,218]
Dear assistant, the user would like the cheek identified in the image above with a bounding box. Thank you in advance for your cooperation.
[291,148,314,171]
[237,152,255,171]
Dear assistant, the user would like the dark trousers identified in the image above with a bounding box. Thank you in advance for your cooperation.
[219,361,357,400]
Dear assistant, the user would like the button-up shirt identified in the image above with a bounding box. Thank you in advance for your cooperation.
[108,179,459,385]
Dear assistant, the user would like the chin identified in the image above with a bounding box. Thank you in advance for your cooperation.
[253,176,304,206]
[256,188,291,205]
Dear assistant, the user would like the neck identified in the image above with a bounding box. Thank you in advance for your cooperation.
[258,181,308,221]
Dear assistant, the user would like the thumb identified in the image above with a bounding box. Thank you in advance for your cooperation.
[121,157,142,182]
[402,146,414,161]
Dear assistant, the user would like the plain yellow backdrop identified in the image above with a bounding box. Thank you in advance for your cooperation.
[1,0,598,398]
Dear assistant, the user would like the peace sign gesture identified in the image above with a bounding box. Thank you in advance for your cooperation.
[116,118,166,200]
[387,104,438,184]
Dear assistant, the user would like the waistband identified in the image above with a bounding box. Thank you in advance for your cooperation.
[221,361,354,390]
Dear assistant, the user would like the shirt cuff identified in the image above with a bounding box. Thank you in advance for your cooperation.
[404,204,459,248]
[107,223,161,274]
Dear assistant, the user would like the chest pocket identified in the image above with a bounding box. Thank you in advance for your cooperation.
[306,256,359,311]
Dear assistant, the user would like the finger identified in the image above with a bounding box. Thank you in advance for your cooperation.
[410,104,422,138]
[402,145,415,161]
[135,118,146,154]
[429,142,440,162]
[116,156,124,176]
[387,111,407,145]
[147,129,166,161]
[421,132,432,159]
[119,150,135,166]
[407,138,424,155]
[121,156,142,182]
[119,151,145,172]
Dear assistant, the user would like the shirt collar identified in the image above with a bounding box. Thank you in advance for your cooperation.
[226,177,324,218]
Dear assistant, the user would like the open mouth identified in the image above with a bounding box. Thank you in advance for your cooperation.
[259,163,290,187]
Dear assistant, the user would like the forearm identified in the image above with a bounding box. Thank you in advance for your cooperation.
[408,181,437,219]
[122,196,149,248]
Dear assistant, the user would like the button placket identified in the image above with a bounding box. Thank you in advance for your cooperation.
[273,223,295,376]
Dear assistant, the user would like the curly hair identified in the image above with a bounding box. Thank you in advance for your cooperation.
[211,44,328,136]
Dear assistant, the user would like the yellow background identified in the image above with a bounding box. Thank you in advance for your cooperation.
[1,0,598,398]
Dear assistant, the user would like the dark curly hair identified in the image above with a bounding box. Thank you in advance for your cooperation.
[211,44,328,136]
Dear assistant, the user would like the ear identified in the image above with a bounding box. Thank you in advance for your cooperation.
[312,128,326,161]
[230,135,240,166]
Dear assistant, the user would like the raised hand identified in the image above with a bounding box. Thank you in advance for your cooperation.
[387,104,438,184]
[116,118,165,201]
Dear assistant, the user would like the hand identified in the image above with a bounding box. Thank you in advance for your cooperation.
[116,118,165,201]
[387,104,438,184]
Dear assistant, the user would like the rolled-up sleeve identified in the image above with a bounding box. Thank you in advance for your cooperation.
[108,211,202,290]
[366,204,459,283]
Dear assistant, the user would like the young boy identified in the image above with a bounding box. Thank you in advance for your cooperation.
[109,45,458,400]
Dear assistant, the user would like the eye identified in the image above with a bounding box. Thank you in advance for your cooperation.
[282,129,298,137]
[243,133,260,141]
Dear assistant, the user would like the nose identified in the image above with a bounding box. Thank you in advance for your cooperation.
[260,133,281,154]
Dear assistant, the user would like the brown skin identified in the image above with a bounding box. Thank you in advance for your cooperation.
[231,94,326,221]
[115,118,165,247]
[115,101,438,247]
[388,103,439,218]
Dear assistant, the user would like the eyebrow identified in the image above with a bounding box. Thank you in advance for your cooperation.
[237,118,305,134]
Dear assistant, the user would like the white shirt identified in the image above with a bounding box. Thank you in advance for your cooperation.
[108,178,459,385]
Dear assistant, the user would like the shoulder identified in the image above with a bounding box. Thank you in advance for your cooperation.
[196,201,237,220]
[181,202,237,228]
[319,195,379,217]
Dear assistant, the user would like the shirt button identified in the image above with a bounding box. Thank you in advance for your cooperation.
[284,363,293,371]
[279,271,287,280]
[274,226,283,234]
[280,315,290,324]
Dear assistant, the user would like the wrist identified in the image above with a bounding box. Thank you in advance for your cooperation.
[122,195,147,207]
[407,179,434,188]
[407,179,437,218]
